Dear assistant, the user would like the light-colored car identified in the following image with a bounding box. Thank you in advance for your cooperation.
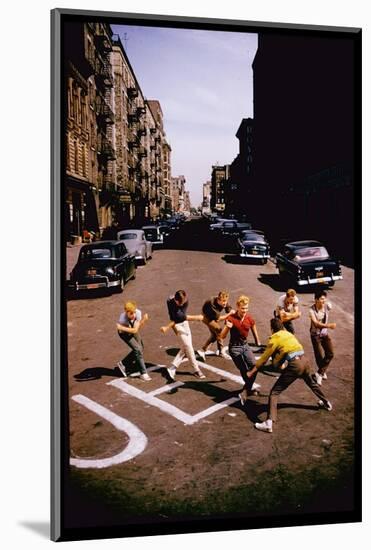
[117,229,152,264]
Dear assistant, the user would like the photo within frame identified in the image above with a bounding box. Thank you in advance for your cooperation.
[51,8,361,542]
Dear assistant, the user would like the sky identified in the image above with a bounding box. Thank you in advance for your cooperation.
[111,24,258,207]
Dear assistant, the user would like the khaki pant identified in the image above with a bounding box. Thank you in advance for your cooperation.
[172,320,199,371]
[201,317,223,352]
[310,334,334,375]
[268,357,329,422]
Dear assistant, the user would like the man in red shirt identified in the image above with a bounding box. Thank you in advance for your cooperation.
[220,295,262,405]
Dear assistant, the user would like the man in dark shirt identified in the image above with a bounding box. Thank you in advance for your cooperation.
[197,290,234,360]
[160,290,205,381]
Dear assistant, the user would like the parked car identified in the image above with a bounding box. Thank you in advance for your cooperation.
[237,231,270,264]
[167,217,181,229]
[117,229,152,265]
[209,218,235,231]
[275,240,343,287]
[157,222,172,239]
[69,241,136,293]
[238,229,266,237]
[142,225,164,246]
[220,220,252,236]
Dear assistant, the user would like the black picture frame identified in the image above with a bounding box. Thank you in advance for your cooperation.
[51,8,362,542]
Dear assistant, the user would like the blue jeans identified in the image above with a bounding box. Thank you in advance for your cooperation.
[229,343,257,391]
[119,333,147,375]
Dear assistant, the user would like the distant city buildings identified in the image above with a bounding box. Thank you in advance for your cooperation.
[210,165,230,213]
[206,33,354,263]
[170,175,186,212]
[64,22,191,242]
[202,181,211,215]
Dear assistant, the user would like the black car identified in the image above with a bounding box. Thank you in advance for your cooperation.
[275,240,342,287]
[156,221,172,238]
[220,220,252,237]
[237,231,270,264]
[69,241,136,293]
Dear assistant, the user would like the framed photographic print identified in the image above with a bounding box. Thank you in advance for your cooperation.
[51,7,362,542]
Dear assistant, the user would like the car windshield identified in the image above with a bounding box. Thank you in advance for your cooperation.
[293,246,329,260]
[80,247,112,260]
[241,232,264,242]
[119,233,138,240]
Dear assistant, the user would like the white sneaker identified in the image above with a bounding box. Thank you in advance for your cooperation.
[313,372,323,386]
[238,393,247,406]
[194,369,206,379]
[217,349,232,360]
[197,349,206,361]
[166,366,177,381]
[318,399,333,411]
[255,419,273,433]
[322,372,328,380]
[252,382,261,391]
[140,373,151,381]
[117,361,127,377]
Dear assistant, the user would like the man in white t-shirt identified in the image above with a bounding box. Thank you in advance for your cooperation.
[274,289,301,334]
[116,301,150,381]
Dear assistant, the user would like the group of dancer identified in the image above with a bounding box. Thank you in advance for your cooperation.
[116,287,336,433]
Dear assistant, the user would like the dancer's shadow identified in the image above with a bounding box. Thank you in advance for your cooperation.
[165,347,179,358]
[74,352,159,381]
[74,366,119,381]
[242,400,319,424]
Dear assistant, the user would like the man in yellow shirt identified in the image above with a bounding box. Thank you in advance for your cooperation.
[247,318,332,433]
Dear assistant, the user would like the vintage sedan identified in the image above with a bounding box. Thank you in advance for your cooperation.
[275,240,343,287]
[157,223,172,239]
[117,229,152,264]
[69,241,136,293]
[237,231,270,263]
[142,225,164,246]
[220,220,252,236]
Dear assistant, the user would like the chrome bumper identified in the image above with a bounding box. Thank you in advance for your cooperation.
[72,278,121,290]
[240,252,270,259]
[297,275,343,286]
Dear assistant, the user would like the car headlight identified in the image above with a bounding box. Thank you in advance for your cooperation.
[106,267,115,275]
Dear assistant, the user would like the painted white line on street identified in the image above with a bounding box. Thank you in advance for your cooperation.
[196,361,244,384]
[70,394,148,469]
[107,359,266,426]
[147,364,166,371]
[108,379,194,424]
[190,396,240,423]
[149,381,184,396]
[108,377,242,425]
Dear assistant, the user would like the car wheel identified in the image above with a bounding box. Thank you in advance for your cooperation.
[131,267,136,280]
[118,276,125,293]
[261,258,268,265]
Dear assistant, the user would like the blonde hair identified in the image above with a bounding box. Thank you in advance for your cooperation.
[218,290,229,300]
[124,301,137,313]
[286,289,297,298]
[236,295,250,306]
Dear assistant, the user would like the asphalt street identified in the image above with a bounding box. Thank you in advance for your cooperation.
[65,218,355,528]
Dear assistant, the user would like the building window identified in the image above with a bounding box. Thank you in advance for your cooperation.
[74,141,79,173]
[73,84,79,123]
[82,145,87,177]
[81,92,87,129]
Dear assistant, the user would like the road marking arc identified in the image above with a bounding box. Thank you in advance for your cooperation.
[70,394,148,469]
